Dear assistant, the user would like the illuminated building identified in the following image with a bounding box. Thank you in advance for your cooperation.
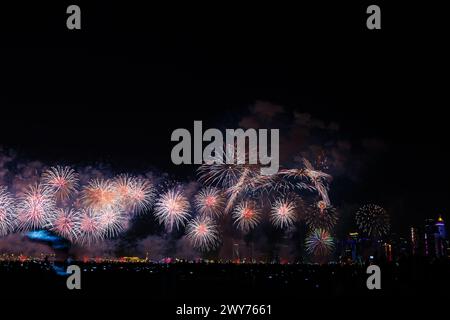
[434,215,447,258]
[410,227,419,256]
[340,232,362,263]
[383,243,392,262]
[424,216,448,258]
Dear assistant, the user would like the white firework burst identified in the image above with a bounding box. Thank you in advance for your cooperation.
[16,184,56,231]
[0,186,17,236]
[270,198,297,229]
[232,201,261,232]
[186,216,220,251]
[49,207,80,241]
[194,187,225,217]
[154,188,191,232]
[41,166,79,201]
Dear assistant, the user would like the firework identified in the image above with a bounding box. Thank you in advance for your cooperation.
[194,187,225,217]
[49,207,80,241]
[356,204,390,238]
[186,216,220,251]
[270,198,297,229]
[305,228,335,256]
[304,201,338,231]
[41,166,79,201]
[197,144,247,188]
[232,200,261,232]
[112,175,155,215]
[77,209,104,245]
[128,178,155,214]
[16,184,56,231]
[81,178,118,210]
[0,186,16,236]
[154,188,190,232]
[97,207,128,238]
[279,159,332,205]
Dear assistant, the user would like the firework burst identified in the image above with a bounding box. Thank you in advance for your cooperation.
[194,187,225,217]
[154,188,190,232]
[0,186,16,236]
[232,200,261,232]
[41,166,79,201]
[197,144,248,188]
[97,207,128,238]
[49,207,80,241]
[81,178,118,210]
[356,204,390,238]
[305,228,335,256]
[270,198,297,229]
[16,184,56,231]
[77,209,104,245]
[127,178,155,214]
[112,175,155,215]
[186,216,220,251]
[304,201,338,231]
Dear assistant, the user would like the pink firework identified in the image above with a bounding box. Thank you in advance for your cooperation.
[154,188,190,232]
[232,201,261,232]
[50,208,80,241]
[0,186,16,236]
[77,209,104,245]
[16,184,56,231]
[194,187,224,217]
[186,217,220,251]
[81,178,118,210]
[113,174,155,215]
[270,198,297,229]
[41,166,79,201]
[128,178,155,214]
[97,207,128,238]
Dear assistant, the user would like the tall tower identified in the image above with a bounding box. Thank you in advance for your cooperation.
[434,215,447,258]
[232,243,240,262]
[410,227,419,256]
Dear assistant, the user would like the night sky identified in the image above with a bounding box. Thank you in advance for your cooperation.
[1,2,448,234]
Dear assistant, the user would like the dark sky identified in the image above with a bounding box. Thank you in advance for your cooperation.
[1,2,448,232]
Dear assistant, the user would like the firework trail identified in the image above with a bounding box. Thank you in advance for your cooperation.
[224,167,254,213]
[77,208,104,245]
[194,186,225,217]
[41,166,79,202]
[16,184,56,231]
[198,144,261,213]
[0,186,16,236]
[356,204,390,238]
[186,216,220,251]
[304,201,338,231]
[305,228,335,256]
[270,198,297,229]
[279,159,332,205]
[154,188,191,232]
[112,174,155,215]
[232,200,261,232]
[81,178,118,211]
[49,207,80,241]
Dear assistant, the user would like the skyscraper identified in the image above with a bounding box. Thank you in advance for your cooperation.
[410,227,419,256]
[434,216,447,258]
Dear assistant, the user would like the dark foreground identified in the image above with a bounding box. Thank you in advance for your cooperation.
[1,258,448,300]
